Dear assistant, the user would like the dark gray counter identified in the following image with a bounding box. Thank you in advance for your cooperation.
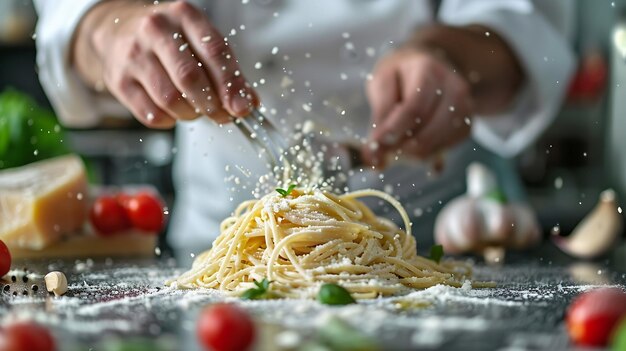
[1,246,624,351]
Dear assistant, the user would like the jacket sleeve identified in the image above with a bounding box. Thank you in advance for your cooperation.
[439,0,576,157]
[33,0,130,128]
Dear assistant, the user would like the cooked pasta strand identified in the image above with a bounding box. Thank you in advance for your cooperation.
[168,188,493,298]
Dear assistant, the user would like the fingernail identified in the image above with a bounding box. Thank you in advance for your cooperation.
[231,94,252,116]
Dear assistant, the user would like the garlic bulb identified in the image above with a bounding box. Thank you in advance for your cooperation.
[435,163,541,254]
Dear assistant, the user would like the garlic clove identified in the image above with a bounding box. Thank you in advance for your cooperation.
[483,246,506,265]
[477,199,512,242]
[434,197,482,253]
[44,271,68,296]
[553,189,624,259]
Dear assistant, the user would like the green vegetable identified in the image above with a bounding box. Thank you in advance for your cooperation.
[299,342,332,351]
[314,316,379,351]
[276,184,296,197]
[611,318,626,351]
[429,244,444,263]
[241,278,277,300]
[102,337,170,351]
[317,283,356,305]
[485,189,508,204]
[0,89,71,169]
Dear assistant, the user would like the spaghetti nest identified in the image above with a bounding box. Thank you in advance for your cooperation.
[170,188,487,299]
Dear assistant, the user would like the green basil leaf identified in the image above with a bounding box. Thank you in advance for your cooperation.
[429,244,444,263]
[241,288,265,300]
[104,338,166,351]
[242,279,275,300]
[317,316,380,351]
[276,184,297,197]
[317,283,356,305]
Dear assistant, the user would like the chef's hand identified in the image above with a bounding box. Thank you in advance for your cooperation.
[363,48,473,167]
[72,0,258,128]
[362,25,524,168]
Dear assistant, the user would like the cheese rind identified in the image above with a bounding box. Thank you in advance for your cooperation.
[6,232,157,259]
[0,155,88,249]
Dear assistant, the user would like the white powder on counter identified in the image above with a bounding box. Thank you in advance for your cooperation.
[3,262,625,349]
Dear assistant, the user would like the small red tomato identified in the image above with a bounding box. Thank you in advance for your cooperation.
[197,304,255,351]
[0,322,56,351]
[115,192,132,208]
[567,287,626,347]
[125,192,165,233]
[90,195,131,235]
[567,52,608,102]
[0,240,10,277]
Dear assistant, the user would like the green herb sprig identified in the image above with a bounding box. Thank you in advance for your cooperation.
[276,184,296,197]
[317,283,356,305]
[429,244,444,264]
[241,278,276,300]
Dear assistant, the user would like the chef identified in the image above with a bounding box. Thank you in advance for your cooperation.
[34,0,574,255]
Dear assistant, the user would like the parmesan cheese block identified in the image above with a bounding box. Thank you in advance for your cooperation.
[0,154,88,249]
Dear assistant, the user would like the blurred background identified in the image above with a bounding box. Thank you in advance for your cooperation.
[0,0,625,238]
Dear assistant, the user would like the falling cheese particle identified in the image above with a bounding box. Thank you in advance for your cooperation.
[0,155,88,250]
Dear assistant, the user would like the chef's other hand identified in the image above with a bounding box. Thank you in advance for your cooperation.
[363,25,524,168]
[72,0,259,128]
[364,48,472,167]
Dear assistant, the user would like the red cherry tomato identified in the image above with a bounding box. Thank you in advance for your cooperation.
[115,192,132,208]
[196,304,255,351]
[0,322,56,351]
[567,52,608,102]
[0,240,10,277]
[90,195,131,235]
[125,192,165,233]
[567,287,626,347]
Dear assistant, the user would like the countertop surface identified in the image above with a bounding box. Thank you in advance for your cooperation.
[1,245,625,351]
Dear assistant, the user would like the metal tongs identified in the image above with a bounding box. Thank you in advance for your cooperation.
[232,108,291,174]
[233,109,444,188]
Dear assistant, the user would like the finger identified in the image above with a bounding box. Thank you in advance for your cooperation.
[402,94,470,159]
[363,87,439,168]
[115,79,177,129]
[366,63,400,130]
[372,86,439,147]
[134,53,231,123]
[131,52,203,121]
[365,63,442,168]
[174,2,258,116]
[139,12,220,120]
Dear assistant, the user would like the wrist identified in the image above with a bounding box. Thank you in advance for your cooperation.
[406,24,523,115]
[405,25,468,84]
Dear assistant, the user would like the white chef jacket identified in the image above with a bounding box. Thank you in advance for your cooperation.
[34,0,575,253]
